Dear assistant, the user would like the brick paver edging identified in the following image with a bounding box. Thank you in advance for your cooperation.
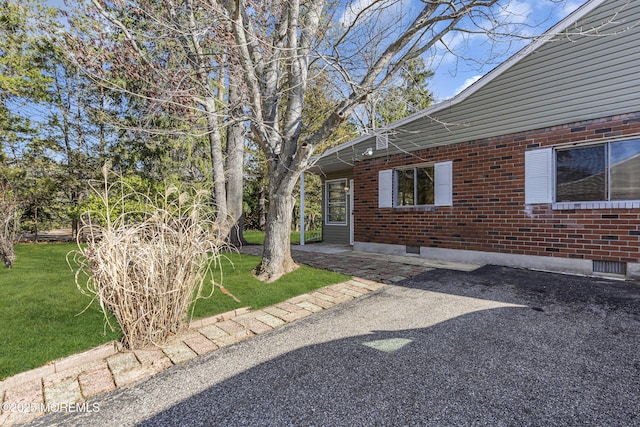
[0,278,385,426]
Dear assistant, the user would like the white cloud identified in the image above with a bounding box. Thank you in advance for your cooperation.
[499,0,533,24]
[340,0,399,26]
[454,75,483,95]
[561,1,583,17]
[532,0,582,23]
[431,31,477,68]
[441,31,468,51]
[340,0,372,26]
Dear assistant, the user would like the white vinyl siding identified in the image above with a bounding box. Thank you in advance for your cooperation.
[525,148,553,204]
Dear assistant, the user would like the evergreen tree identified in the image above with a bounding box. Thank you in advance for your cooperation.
[370,57,434,129]
[0,0,53,160]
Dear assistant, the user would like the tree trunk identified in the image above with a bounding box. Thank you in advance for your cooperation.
[292,207,298,232]
[33,206,38,242]
[258,185,266,231]
[225,70,247,247]
[203,98,230,240]
[72,217,78,240]
[254,185,298,282]
[227,215,246,247]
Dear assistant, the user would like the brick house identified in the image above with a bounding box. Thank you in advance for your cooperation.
[307,0,640,279]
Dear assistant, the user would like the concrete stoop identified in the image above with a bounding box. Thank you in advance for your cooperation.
[0,278,385,426]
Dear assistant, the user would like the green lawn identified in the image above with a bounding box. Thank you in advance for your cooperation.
[243,230,301,245]
[0,243,348,379]
[242,230,322,245]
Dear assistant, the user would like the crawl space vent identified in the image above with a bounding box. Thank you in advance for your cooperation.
[592,260,626,275]
[406,245,420,255]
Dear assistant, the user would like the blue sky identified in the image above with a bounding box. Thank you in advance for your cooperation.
[433,0,584,100]
[46,0,586,103]
[338,0,586,101]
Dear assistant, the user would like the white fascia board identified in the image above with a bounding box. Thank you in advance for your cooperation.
[314,0,603,162]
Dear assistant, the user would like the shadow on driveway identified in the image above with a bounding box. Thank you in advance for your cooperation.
[399,265,640,312]
[136,267,640,426]
[33,266,640,426]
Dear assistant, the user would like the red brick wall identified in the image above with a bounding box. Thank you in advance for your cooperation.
[353,112,640,263]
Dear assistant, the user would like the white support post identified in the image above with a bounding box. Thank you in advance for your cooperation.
[300,172,305,246]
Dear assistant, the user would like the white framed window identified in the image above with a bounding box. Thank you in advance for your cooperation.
[525,137,640,207]
[378,161,452,208]
[325,178,348,225]
[557,139,640,202]
[395,164,435,206]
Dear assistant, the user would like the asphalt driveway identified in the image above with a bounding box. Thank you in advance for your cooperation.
[32,266,640,426]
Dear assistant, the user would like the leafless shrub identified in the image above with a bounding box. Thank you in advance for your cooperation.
[70,169,225,349]
[0,183,20,269]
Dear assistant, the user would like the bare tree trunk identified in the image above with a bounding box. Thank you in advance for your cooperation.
[224,0,505,280]
[225,69,247,247]
[0,184,19,268]
[258,185,266,231]
[254,174,299,282]
[72,217,78,240]
[292,206,298,232]
[228,215,246,247]
[203,98,230,240]
[34,206,39,242]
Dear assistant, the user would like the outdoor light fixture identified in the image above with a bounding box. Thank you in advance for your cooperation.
[362,147,373,156]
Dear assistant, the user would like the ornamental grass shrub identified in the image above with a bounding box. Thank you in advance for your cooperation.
[71,170,223,349]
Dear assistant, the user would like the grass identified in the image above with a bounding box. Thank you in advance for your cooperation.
[0,243,348,380]
[242,230,321,245]
[0,243,121,379]
[191,252,347,318]
[243,230,301,245]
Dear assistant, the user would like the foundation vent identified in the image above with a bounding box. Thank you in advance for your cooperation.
[592,260,626,275]
[406,245,420,255]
